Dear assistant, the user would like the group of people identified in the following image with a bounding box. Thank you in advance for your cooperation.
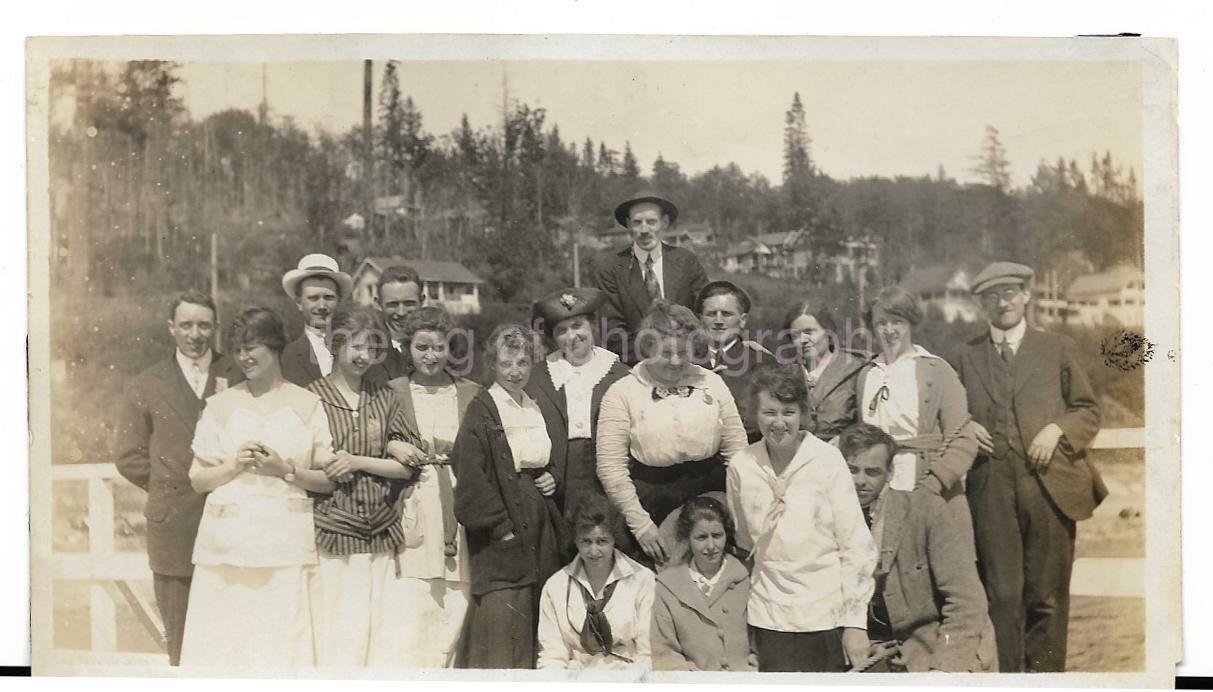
[114,190,1105,675]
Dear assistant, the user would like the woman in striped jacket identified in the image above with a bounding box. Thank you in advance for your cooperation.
[307,307,428,667]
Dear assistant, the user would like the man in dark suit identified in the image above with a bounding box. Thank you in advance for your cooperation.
[114,291,244,665]
[952,261,1105,673]
[377,263,426,379]
[593,191,709,365]
[695,280,773,441]
[279,253,354,387]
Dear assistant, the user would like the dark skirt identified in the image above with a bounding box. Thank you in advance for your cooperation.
[561,438,604,522]
[456,474,561,669]
[619,455,726,567]
[751,626,846,672]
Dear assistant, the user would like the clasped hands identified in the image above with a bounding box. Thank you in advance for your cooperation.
[235,441,290,477]
[319,440,429,483]
[972,421,1065,472]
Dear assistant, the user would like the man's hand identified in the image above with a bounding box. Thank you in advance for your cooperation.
[637,525,669,566]
[972,422,994,455]
[1028,423,1065,472]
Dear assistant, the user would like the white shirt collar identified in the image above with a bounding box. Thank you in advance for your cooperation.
[805,348,835,381]
[632,243,663,265]
[175,348,213,373]
[547,346,619,391]
[567,550,643,598]
[990,318,1027,346]
[708,338,739,356]
[488,382,535,412]
[688,560,726,595]
[875,343,934,371]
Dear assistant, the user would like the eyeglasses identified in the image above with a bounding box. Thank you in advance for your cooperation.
[979,287,1025,304]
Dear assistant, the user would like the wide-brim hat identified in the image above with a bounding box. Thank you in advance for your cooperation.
[282,253,354,299]
[532,287,607,337]
[614,191,679,228]
[970,261,1034,295]
[695,279,754,315]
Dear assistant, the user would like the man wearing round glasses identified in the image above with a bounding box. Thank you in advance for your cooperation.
[951,261,1105,673]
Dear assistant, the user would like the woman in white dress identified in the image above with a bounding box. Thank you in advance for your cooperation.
[383,306,480,668]
[180,307,338,670]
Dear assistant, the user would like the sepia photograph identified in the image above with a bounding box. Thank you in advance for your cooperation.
[24,33,1181,685]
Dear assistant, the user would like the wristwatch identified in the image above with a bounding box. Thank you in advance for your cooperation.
[283,464,297,483]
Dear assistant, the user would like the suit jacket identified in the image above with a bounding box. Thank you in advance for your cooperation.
[592,242,709,363]
[280,334,323,388]
[874,490,997,672]
[114,352,244,576]
[952,327,1105,521]
[524,354,631,510]
[704,338,774,442]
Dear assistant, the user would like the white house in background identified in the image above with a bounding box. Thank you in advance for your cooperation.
[351,256,485,315]
[899,264,981,323]
[1065,264,1144,328]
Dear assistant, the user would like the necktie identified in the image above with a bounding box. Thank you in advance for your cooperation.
[998,340,1014,363]
[643,255,661,301]
[575,578,622,659]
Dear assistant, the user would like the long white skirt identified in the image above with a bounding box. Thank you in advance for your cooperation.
[310,552,399,667]
[179,564,315,670]
[375,576,470,669]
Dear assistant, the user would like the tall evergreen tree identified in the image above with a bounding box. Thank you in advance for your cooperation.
[622,141,641,180]
[969,125,1012,190]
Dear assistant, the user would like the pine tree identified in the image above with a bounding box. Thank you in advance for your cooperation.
[782,91,816,229]
[622,141,641,180]
[969,125,1012,191]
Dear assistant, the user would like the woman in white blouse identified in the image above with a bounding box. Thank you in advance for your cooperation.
[855,286,978,561]
[180,307,338,669]
[596,301,749,569]
[726,363,877,672]
[452,324,568,668]
[527,287,631,522]
[538,495,655,672]
[383,306,481,668]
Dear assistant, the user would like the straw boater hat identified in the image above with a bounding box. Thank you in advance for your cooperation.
[613,191,679,228]
[281,253,353,299]
[532,287,607,338]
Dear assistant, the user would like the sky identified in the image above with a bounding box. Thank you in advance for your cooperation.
[175,59,1142,188]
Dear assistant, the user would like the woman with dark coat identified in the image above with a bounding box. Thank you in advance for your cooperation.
[780,299,866,442]
[527,287,631,522]
[452,324,568,669]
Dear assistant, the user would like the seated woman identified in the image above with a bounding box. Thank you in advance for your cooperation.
[857,286,978,561]
[537,496,655,671]
[651,496,754,672]
[840,423,997,672]
[452,324,566,669]
[779,299,866,441]
[597,300,748,569]
[527,287,631,522]
[726,363,877,672]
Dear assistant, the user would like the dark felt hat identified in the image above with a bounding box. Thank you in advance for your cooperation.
[531,287,608,337]
[695,279,754,315]
[613,191,679,228]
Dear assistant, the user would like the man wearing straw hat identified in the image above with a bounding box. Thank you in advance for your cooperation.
[280,252,355,388]
[593,191,709,365]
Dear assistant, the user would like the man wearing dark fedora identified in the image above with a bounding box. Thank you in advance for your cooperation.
[951,261,1104,673]
[592,191,709,365]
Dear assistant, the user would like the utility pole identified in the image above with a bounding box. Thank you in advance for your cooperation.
[363,59,374,244]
